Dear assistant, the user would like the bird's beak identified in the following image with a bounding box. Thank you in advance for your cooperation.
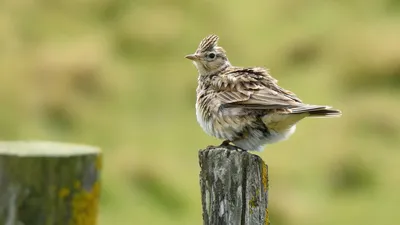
[185,54,198,61]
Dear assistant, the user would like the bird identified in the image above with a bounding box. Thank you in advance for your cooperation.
[185,34,341,151]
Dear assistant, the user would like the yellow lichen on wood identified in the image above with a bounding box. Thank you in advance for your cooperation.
[70,181,100,225]
[261,161,269,225]
[262,163,268,191]
[59,187,71,199]
[249,195,258,215]
[265,208,269,225]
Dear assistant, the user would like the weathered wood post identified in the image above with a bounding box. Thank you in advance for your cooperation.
[0,141,101,225]
[199,146,269,225]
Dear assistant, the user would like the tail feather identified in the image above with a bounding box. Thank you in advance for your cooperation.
[291,105,342,118]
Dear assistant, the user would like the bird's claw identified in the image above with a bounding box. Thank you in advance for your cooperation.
[218,140,247,151]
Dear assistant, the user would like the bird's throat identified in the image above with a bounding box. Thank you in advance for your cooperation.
[197,61,231,78]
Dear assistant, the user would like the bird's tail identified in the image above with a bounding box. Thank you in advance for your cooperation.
[290,105,342,118]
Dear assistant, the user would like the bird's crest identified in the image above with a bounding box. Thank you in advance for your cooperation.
[197,34,219,52]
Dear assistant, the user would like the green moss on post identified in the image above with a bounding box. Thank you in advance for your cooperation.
[199,146,269,225]
[0,141,101,225]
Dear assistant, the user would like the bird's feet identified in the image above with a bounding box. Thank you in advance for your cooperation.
[218,140,247,151]
[219,140,231,147]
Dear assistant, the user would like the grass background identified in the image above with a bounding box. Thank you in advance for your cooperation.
[1,0,400,224]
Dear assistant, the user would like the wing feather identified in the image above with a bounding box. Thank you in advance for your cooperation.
[213,67,302,111]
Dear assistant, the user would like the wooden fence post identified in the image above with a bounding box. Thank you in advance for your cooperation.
[0,141,101,225]
[199,146,269,225]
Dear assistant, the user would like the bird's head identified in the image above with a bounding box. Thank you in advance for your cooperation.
[185,34,231,76]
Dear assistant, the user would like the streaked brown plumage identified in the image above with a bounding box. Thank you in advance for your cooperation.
[186,34,341,151]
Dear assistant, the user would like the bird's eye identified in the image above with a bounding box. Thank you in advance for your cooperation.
[207,53,216,59]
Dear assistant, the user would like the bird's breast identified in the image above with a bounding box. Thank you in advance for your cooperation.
[195,92,216,137]
[195,90,249,140]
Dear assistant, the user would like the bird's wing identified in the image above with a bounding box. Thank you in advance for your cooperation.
[212,67,303,111]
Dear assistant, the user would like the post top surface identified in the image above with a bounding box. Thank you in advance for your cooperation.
[0,141,100,157]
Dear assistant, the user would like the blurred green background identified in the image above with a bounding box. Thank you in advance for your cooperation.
[1,0,400,224]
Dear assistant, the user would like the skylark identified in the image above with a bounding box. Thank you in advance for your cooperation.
[186,34,341,151]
